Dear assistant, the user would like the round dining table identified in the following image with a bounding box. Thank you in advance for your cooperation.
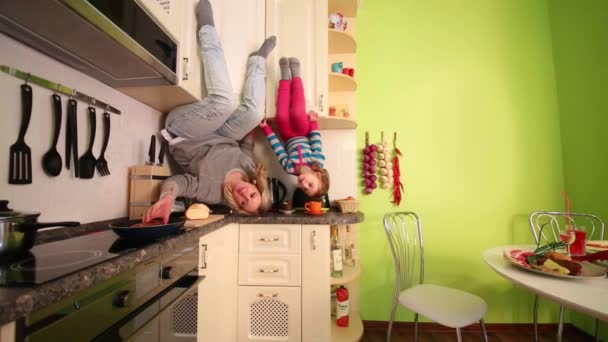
[483,246,608,321]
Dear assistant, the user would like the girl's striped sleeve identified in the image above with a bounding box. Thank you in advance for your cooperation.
[308,130,325,167]
[263,125,295,173]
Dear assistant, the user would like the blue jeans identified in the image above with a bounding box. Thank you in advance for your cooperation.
[166,25,266,141]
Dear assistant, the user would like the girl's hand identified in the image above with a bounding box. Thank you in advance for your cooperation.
[143,194,174,224]
[308,111,319,122]
[259,119,268,128]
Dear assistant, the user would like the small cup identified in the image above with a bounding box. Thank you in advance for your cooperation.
[280,201,292,211]
[342,67,350,75]
[305,201,323,214]
[331,62,343,73]
[348,68,355,77]
[329,106,337,116]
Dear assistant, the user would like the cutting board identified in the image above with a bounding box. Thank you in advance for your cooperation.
[183,215,225,231]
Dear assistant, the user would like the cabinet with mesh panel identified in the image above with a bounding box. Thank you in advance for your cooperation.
[237,286,301,341]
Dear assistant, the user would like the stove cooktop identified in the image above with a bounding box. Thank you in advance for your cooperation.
[0,230,153,286]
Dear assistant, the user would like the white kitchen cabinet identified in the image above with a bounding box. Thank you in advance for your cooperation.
[301,225,331,342]
[237,286,301,342]
[265,0,328,117]
[210,0,266,98]
[197,224,239,342]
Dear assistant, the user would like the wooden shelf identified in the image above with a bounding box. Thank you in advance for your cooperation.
[331,311,364,342]
[329,29,357,54]
[331,264,362,285]
[329,73,357,92]
[328,0,360,17]
[267,116,356,130]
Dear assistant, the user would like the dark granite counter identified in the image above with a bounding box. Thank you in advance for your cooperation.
[0,211,363,325]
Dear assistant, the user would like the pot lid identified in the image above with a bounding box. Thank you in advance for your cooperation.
[0,200,40,219]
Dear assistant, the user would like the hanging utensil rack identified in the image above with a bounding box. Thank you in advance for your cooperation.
[0,65,121,115]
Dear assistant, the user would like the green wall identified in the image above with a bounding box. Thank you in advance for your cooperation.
[356,0,566,323]
[548,0,608,337]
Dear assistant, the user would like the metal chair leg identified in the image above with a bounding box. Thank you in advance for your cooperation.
[557,305,564,342]
[456,328,462,342]
[480,319,488,342]
[533,294,540,342]
[595,318,600,342]
[414,313,419,342]
[387,299,398,342]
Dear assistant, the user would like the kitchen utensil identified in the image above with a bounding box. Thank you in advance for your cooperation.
[267,177,287,211]
[304,201,323,214]
[96,112,111,176]
[78,107,97,178]
[65,99,79,177]
[147,135,156,165]
[9,84,33,184]
[158,140,167,166]
[109,217,185,240]
[0,200,80,256]
[42,94,63,177]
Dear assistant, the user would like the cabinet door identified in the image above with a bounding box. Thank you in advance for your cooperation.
[301,225,330,342]
[211,0,266,98]
[197,224,238,342]
[265,0,328,117]
[237,286,301,342]
[177,0,202,100]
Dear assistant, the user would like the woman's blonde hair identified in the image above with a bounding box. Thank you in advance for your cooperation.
[223,162,271,214]
[311,162,330,196]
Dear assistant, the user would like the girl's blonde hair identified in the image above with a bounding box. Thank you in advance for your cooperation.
[223,162,271,214]
[311,162,330,196]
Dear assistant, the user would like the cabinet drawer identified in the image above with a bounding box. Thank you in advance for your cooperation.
[239,225,301,254]
[238,255,301,286]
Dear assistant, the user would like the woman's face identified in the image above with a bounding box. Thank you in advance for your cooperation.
[232,180,262,214]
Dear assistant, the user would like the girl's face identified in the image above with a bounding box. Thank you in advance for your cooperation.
[298,172,321,197]
[232,180,261,214]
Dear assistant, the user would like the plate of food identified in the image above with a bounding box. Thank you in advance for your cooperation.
[503,246,606,279]
[586,240,608,252]
[110,216,185,240]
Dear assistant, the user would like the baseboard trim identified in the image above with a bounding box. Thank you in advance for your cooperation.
[363,320,589,335]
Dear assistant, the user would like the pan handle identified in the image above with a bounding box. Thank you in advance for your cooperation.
[19,221,80,232]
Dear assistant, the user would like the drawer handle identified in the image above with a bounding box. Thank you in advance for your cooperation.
[258,268,280,273]
[257,293,279,298]
[259,237,280,242]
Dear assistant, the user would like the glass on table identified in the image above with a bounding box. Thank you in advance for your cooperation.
[558,230,576,255]
[559,228,587,256]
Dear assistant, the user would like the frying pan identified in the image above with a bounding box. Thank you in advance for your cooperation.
[109,216,185,240]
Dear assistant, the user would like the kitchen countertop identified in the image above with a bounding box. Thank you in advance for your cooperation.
[0,211,363,325]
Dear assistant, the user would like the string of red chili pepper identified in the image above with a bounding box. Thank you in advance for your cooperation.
[392,132,404,205]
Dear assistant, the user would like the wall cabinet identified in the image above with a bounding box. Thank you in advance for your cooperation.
[265,0,328,117]
[197,224,329,342]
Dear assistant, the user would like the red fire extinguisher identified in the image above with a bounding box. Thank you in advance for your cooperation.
[336,285,349,327]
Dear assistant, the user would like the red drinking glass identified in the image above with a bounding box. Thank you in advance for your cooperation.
[569,229,587,256]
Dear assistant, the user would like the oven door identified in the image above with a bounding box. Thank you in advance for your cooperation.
[94,273,202,342]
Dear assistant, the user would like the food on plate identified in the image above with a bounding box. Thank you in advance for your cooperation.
[185,203,211,220]
[544,251,571,261]
[131,219,162,228]
[508,241,585,276]
[540,259,570,275]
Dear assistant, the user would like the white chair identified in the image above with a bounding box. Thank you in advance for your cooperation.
[383,212,488,342]
[528,211,605,342]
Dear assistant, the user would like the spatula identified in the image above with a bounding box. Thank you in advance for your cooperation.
[9,84,33,184]
[78,106,97,178]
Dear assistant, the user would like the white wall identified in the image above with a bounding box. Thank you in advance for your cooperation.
[0,34,163,223]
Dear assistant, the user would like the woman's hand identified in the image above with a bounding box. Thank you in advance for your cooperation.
[259,118,268,128]
[308,111,319,122]
[143,194,174,224]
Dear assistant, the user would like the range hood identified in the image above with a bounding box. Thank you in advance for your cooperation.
[0,0,178,87]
